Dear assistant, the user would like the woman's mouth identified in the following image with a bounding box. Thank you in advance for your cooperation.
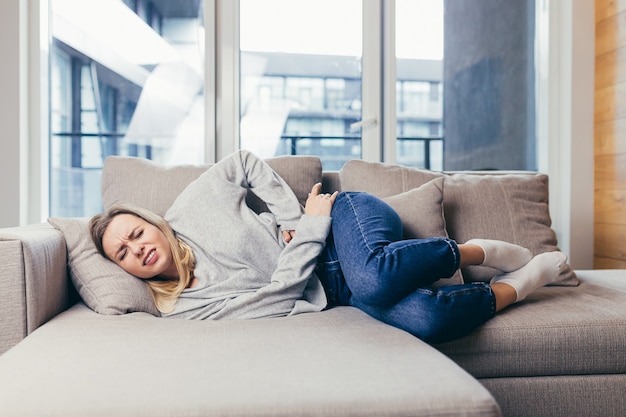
[144,249,156,266]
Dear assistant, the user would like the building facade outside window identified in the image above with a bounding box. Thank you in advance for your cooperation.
[48,0,536,218]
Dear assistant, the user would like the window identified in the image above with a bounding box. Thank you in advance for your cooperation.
[235,0,536,171]
[47,0,537,217]
[395,0,444,170]
[49,0,206,217]
[238,0,363,170]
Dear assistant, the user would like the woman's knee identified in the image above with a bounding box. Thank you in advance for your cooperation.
[346,265,407,307]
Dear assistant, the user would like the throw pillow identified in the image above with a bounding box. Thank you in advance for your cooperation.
[443,172,578,285]
[48,217,159,316]
[339,159,442,198]
[382,177,447,240]
[382,178,464,286]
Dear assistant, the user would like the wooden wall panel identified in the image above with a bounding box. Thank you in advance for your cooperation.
[595,153,626,189]
[595,188,626,225]
[596,82,626,122]
[596,0,626,23]
[595,0,626,269]
[595,256,626,268]
[595,223,626,260]
[595,118,626,155]
[596,12,626,56]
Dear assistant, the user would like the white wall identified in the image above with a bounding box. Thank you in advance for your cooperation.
[541,0,595,269]
[0,0,46,228]
[0,0,27,227]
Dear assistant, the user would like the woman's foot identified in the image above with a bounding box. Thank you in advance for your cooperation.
[466,238,533,272]
[490,251,568,301]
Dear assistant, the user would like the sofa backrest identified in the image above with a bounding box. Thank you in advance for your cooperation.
[101,155,323,216]
[100,154,577,286]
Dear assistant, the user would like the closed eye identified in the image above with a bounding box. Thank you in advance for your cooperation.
[117,227,143,262]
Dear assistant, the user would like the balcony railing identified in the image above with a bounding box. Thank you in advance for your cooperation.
[51,133,444,171]
[50,132,444,217]
[279,134,443,170]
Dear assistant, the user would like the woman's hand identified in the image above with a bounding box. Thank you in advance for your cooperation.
[282,230,295,243]
[305,183,338,217]
[282,184,337,243]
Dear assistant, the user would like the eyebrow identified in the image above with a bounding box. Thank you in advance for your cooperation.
[114,227,138,258]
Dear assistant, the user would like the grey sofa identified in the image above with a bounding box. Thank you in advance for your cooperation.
[0,155,624,417]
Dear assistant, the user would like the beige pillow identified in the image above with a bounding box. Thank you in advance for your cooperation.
[339,159,442,197]
[443,173,578,285]
[383,178,447,239]
[382,178,463,286]
[48,217,159,315]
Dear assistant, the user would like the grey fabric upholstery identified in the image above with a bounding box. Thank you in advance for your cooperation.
[101,154,322,215]
[0,224,71,355]
[0,240,26,355]
[0,304,501,417]
[48,217,159,316]
[437,270,626,377]
[1,156,625,417]
[338,159,578,285]
[481,374,626,417]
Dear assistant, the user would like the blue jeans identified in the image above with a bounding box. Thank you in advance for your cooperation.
[316,192,496,344]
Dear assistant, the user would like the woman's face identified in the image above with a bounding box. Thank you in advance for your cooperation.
[102,213,177,279]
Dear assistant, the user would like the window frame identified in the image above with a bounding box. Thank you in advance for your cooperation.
[0,0,593,269]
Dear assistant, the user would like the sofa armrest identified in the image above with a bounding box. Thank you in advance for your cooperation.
[0,223,72,354]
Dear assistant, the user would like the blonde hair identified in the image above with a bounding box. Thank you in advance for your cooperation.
[89,204,195,313]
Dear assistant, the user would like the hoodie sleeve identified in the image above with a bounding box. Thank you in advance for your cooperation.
[201,214,331,320]
[208,150,304,231]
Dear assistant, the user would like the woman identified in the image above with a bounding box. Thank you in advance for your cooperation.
[90,150,567,343]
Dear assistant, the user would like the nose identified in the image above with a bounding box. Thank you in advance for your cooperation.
[128,241,144,257]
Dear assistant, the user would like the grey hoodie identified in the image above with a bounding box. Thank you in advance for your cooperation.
[163,150,330,319]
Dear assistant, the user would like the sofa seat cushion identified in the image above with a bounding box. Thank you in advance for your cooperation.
[0,304,501,417]
[436,270,626,378]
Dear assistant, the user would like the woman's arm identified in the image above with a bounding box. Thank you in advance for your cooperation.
[210,150,304,231]
[170,185,338,320]
[206,213,332,319]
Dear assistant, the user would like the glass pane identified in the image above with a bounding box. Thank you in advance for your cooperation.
[396,0,536,171]
[443,0,536,170]
[239,0,362,170]
[395,0,444,170]
[49,0,205,217]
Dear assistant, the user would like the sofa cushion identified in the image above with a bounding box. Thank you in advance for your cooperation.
[0,304,501,417]
[382,178,463,286]
[47,217,159,316]
[339,159,442,197]
[339,160,577,285]
[443,172,577,284]
[101,155,322,215]
[436,270,626,378]
[382,178,447,240]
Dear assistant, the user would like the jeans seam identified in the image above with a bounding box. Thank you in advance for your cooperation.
[415,283,487,297]
[442,238,460,274]
[343,193,376,255]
